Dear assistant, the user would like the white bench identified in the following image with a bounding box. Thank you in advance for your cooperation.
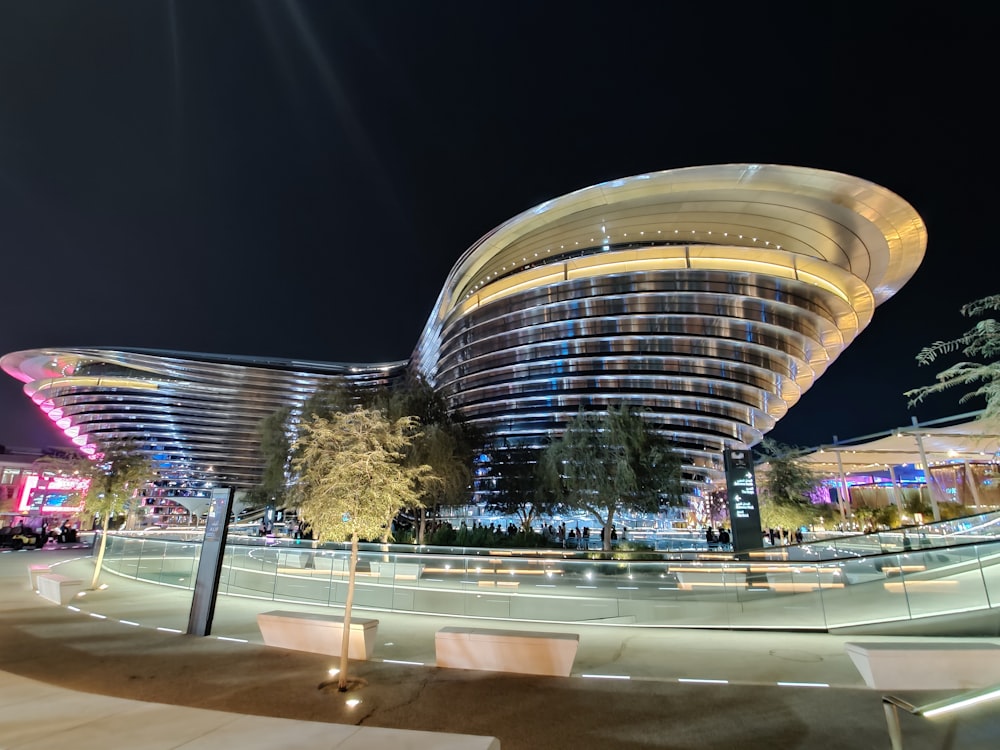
[846,641,1000,690]
[256,610,379,660]
[277,553,351,576]
[27,564,51,589]
[369,562,424,580]
[674,570,747,590]
[36,573,83,605]
[764,569,843,592]
[435,626,579,677]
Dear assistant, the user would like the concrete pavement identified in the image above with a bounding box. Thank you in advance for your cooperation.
[2,545,998,749]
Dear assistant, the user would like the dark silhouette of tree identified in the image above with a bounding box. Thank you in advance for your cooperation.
[540,405,683,551]
[482,441,558,532]
[254,405,292,508]
[906,294,1000,418]
[366,377,477,543]
[755,439,822,530]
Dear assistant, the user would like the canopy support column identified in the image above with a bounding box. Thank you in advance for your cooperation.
[832,435,849,525]
[911,417,942,522]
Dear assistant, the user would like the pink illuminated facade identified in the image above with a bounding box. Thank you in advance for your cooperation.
[16,473,90,515]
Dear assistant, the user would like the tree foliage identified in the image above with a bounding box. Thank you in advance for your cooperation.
[756,439,820,504]
[291,407,431,544]
[540,406,684,550]
[255,405,292,506]
[365,377,476,542]
[755,439,821,530]
[251,382,358,513]
[290,406,433,690]
[482,442,558,531]
[370,378,475,504]
[38,446,153,589]
[256,376,476,543]
[906,294,1000,418]
[301,380,359,421]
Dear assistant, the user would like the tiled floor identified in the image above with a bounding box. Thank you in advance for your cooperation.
[0,671,500,750]
[4,547,1000,750]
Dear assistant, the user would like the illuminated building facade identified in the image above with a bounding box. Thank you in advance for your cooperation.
[0,348,406,490]
[412,164,926,491]
[2,164,926,497]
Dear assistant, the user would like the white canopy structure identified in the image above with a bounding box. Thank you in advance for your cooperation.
[789,413,1000,474]
[761,412,1000,523]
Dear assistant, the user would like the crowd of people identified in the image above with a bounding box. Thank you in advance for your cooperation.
[763,527,804,546]
[703,526,732,550]
[0,516,79,545]
[421,519,631,549]
[248,513,812,552]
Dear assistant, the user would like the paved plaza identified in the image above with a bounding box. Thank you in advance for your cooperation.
[1,546,998,749]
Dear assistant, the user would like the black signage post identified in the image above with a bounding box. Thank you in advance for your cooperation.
[187,486,235,636]
[724,449,763,554]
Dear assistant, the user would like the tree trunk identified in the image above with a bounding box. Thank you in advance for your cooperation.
[90,517,110,590]
[337,534,359,691]
[603,509,615,551]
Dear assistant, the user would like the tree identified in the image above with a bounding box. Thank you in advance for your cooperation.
[290,406,432,691]
[906,294,1000,418]
[253,381,369,522]
[301,380,360,421]
[755,439,822,530]
[255,405,292,508]
[366,377,476,544]
[47,447,153,589]
[405,422,472,543]
[540,406,684,551]
[482,441,558,532]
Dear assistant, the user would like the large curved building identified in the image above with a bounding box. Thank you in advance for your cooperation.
[2,164,926,496]
[412,164,926,487]
[0,348,406,489]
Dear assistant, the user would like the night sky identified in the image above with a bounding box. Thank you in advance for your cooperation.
[0,2,994,453]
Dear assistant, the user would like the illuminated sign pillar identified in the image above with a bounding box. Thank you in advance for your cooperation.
[724,449,763,554]
[187,487,235,637]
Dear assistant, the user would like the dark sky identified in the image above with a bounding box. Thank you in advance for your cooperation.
[0,2,994,453]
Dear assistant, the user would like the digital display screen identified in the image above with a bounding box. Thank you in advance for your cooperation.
[724,449,762,554]
[18,474,89,513]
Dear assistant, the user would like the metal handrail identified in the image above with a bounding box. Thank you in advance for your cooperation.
[882,684,1000,749]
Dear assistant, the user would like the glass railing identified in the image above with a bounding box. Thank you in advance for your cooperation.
[754,510,1000,563]
[96,530,1000,633]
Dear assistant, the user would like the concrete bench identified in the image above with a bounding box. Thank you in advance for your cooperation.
[764,569,843,592]
[435,626,579,677]
[369,562,424,580]
[674,569,747,590]
[257,610,379,660]
[36,573,83,605]
[846,641,1000,690]
[27,564,51,589]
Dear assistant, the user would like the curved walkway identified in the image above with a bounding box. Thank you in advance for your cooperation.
[0,670,497,750]
[3,547,999,749]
